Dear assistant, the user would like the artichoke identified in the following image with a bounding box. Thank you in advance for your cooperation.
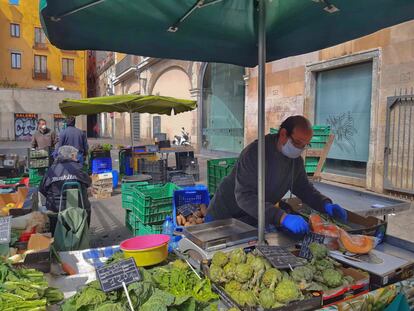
[314,258,334,271]
[223,262,237,280]
[234,263,253,283]
[259,288,276,309]
[274,279,301,304]
[291,266,314,283]
[230,248,247,264]
[209,264,226,284]
[322,269,343,288]
[251,257,266,286]
[309,242,328,260]
[262,268,282,290]
[246,253,255,265]
[211,251,229,267]
[236,290,257,307]
[171,260,188,270]
[225,280,242,294]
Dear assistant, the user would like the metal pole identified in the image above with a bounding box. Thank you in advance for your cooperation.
[257,0,266,245]
[130,113,134,147]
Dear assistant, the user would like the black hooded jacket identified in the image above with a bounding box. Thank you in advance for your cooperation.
[39,157,91,213]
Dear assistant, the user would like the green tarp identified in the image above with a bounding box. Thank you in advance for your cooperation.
[59,95,197,116]
[40,0,414,67]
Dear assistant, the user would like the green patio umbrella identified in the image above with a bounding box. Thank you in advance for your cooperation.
[59,94,197,146]
[41,0,414,243]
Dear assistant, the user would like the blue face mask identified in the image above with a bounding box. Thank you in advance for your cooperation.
[281,138,304,159]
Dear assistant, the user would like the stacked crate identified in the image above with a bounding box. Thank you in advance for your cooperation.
[122,182,179,235]
[137,159,168,183]
[207,158,238,195]
[91,172,113,199]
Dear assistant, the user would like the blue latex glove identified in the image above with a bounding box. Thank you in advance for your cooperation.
[281,214,309,234]
[324,202,347,222]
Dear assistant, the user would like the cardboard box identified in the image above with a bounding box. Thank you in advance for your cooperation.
[92,192,112,199]
[13,233,52,273]
[91,172,113,182]
[0,187,28,209]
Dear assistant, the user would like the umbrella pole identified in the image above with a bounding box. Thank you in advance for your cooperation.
[257,0,266,245]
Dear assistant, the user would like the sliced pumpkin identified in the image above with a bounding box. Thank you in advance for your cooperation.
[338,228,374,254]
[309,214,340,237]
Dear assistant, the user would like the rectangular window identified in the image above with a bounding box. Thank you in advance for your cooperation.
[34,55,47,79]
[11,52,21,69]
[10,23,20,37]
[9,0,19,5]
[34,27,47,45]
[62,58,74,79]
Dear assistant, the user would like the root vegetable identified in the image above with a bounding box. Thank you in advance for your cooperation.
[200,204,207,216]
[196,218,203,224]
[193,211,202,218]
[176,216,183,226]
[184,222,191,226]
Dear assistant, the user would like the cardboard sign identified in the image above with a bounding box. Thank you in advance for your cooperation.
[96,258,141,292]
[0,216,12,244]
[299,232,326,260]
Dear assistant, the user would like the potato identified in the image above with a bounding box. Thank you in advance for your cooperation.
[177,215,184,226]
[200,204,207,217]
[179,215,186,226]
[184,222,191,227]
[193,210,202,218]
[195,218,203,224]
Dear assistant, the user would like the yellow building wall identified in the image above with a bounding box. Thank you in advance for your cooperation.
[0,0,86,97]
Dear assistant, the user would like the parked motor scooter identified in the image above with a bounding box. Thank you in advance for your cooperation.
[173,127,190,146]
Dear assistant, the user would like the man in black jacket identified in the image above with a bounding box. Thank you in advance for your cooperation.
[206,115,347,234]
[40,145,91,234]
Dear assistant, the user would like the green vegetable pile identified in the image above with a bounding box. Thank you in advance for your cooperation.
[0,260,64,310]
[289,242,354,292]
[62,257,219,311]
[208,249,303,309]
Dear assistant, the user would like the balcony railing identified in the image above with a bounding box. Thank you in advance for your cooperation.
[33,70,49,80]
[62,74,75,81]
[115,55,139,77]
[33,42,47,50]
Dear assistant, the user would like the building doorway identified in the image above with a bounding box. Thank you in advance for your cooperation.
[87,114,98,138]
[201,63,245,153]
[315,62,373,178]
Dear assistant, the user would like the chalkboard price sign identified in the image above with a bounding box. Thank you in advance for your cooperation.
[299,232,325,260]
[0,216,12,244]
[96,258,141,292]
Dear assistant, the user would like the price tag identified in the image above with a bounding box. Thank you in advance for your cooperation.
[96,258,141,292]
[0,216,12,244]
[299,232,325,260]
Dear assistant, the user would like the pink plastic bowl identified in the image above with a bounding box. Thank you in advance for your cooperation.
[120,234,170,251]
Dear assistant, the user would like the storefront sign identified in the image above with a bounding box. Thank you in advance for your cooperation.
[14,113,38,141]
[96,257,141,292]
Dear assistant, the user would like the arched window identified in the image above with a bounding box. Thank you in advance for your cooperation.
[201,63,245,153]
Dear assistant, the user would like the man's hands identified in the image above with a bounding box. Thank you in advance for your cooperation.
[281,214,309,234]
[324,202,347,222]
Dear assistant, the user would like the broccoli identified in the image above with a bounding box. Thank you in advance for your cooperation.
[234,263,253,283]
[229,248,247,265]
[274,279,302,304]
[223,262,236,280]
[309,242,328,260]
[209,264,226,284]
[259,288,276,309]
[262,268,282,290]
[322,269,343,288]
[211,251,229,268]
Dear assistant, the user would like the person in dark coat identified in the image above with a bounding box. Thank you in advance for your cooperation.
[206,115,347,234]
[40,145,91,234]
[55,116,88,164]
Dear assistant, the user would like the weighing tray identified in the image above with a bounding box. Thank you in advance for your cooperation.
[183,218,257,251]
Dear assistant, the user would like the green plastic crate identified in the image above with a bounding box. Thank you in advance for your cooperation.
[134,208,171,224]
[135,222,163,236]
[133,183,179,209]
[0,177,22,185]
[125,210,136,233]
[207,158,238,194]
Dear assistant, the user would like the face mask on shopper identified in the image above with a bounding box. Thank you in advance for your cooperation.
[281,138,304,159]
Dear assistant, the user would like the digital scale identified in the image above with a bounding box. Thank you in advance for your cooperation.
[177,218,257,267]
